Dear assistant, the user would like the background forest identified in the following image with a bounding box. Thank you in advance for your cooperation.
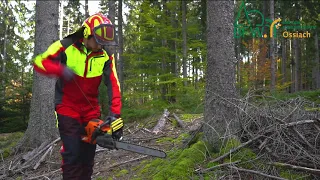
[0,0,320,179]
[1,0,319,133]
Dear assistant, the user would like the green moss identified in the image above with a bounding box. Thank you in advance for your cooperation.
[187,132,203,146]
[206,161,219,168]
[156,133,190,147]
[211,138,257,169]
[179,114,203,122]
[279,170,310,179]
[95,177,106,180]
[115,169,129,177]
[0,132,24,158]
[156,137,174,143]
[137,141,207,179]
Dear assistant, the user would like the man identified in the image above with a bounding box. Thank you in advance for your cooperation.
[33,13,122,179]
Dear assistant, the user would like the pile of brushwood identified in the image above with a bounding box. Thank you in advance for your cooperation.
[200,95,320,179]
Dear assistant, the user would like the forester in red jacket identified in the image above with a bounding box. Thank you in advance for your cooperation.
[33,13,122,180]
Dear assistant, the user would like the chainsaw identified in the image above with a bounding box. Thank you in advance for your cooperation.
[81,119,166,158]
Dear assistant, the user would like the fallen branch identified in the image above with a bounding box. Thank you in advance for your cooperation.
[100,155,148,172]
[281,120,317,127]
[210,135,263,163]
[196,160,241,173]
[171,113,185,128]
[129,135,166,143]
[269,162,320,176]
[228,166,287,180]
[152,109,170,134]
[33,146,53,170]
[27,168,61,180]
[19,138,60,170]
[142,128,152,133]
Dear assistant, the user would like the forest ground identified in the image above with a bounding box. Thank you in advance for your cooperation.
[0,113,203,180]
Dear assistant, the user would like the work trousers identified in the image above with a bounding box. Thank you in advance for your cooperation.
[56,105,100,180]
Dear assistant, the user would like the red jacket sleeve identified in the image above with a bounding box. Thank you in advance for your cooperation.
[103,55,122,116]
[33,40,65,77]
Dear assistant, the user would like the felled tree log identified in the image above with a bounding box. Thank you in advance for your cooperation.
[152,109,170,134]
[172,113,185,128]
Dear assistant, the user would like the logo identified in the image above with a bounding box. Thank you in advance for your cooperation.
[234,1,317,39]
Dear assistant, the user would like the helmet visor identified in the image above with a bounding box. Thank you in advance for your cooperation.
[93,24,117,46]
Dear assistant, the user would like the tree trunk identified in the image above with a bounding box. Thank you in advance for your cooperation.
[293,38,301,92]
[281,38,287,88]
[85,0,89,18]
[182,0,187,86]
[313,31,320,89]
[236,37,241,92]
[294,3,301,92]
[204,1,238,146]
[290,39,295,93]
[18,0,59,149]
[1,22,7,101]
[59,1,64,39]
[118,0,124,92]
[108,0,117,60]
[170,1,179,103]
[270,0,276,91]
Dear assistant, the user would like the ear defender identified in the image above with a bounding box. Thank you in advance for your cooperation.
[83,27,89,38]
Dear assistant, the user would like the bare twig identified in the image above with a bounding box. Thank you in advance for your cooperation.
[33,146,53,170]
[129,135,166,143]
[228,166,287,180]
[210,135,263,163]
[196,160,241,173]
[99,155,148,172]
[27,168,61,180]
[21,138,60,168]
[269,162,320,176]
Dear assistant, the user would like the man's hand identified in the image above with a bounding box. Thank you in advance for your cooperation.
[105,116,123,140]
[62,67,75,81]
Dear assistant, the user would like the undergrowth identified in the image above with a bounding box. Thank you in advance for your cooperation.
[0,132,24,158]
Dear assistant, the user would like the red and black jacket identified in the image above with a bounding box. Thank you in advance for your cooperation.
[33,37,121,116]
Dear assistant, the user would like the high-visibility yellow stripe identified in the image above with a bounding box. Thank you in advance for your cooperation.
[111,118,123,125]
[110,54,121,92]
[34,40,63,71]
[113,124,123,131]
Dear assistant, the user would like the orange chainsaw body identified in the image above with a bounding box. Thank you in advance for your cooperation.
[81,119,111,144]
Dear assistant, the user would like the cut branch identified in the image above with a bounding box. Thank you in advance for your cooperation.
[99,155,148,172]
[152,109,170,134]
[33,146,53,170]
[196,160,240,173]
[172,113,185,128]
[21,138,60,167]
[228,166,287,180]
[269,162,320,176]
[210,135,263,163]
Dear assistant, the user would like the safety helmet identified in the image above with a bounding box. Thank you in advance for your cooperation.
[82,13,117,46]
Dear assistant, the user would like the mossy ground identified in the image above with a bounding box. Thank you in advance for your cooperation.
[0,113,313,180]
[0,132,23,158]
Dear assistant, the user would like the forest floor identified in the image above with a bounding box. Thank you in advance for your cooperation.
[0,113,203,180]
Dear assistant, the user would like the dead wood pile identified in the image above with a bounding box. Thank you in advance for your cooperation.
[201,95,320,179]
[238,96,320,169]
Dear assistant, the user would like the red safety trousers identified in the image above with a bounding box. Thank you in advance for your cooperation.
[56,104,100,180]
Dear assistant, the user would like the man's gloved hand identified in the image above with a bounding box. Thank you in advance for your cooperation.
[96,134,115,149]
[62,66,75,81]
[105,115,123,141]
